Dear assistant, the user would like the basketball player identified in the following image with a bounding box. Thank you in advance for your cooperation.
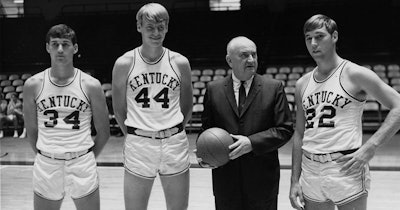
[289,14,400,210]
[6,92,25,138]
[0,93,8,138]
[23,24,110,210]
[112,3,193,210]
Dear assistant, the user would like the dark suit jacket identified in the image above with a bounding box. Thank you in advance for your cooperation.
[201,74,294,202]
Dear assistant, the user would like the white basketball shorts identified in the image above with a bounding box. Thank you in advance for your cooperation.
[300,154,370,206]
[33,151,99,200]
[124,130,190,179]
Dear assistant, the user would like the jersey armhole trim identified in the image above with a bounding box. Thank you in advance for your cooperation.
[35,70,47,102]
[126,49,136,82]
[79,70,90,103]
[339,61,366,103]
[168,49,182,83]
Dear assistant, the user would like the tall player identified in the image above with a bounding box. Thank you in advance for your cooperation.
[23,24,110,210]
[289,14,400,210]
[112,3,193,210]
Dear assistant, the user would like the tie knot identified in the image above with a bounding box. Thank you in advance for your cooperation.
[240,81,246,86]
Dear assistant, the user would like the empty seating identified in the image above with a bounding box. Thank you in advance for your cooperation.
[375,71,386,79]
[191,75,199,82]
[201,88,207,95]
[391,78,400,85]
[212,75,224,81]
[21,73,32,80]
[12,79,24,87]
[286,80,297,87]
[288,73,301,80]
[8,74,20,81]
[202,69,214,76]
[284,87,296,95]
[292,66,304,74]
[200,75,212,82]
[191,69,201,76]
[214,68,226,76]
[197,96,204,104]
[15,85,23,93]
[193,88,201,96]
[193,81,206,89]
[279,67,291,74]
[192,104,204,113]
[263,74,273,79]
[286,94,295,103]
[266,67,278,74]
[373,64,386,73]
[387,64,400,72]
[0,80,11,87]
[275,74,287,81]
[305,66,315,73]
[388,71,400,78]
[3,86,15,93]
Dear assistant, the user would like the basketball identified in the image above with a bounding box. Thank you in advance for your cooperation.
[196,127,234,167]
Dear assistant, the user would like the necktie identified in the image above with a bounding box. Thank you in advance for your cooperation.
[238,81,246,114]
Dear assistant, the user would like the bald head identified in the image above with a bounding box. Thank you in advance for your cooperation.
[226,36,258,81]
[227,36,256,56]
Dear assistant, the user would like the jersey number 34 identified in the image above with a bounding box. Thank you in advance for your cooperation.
[44,110,80,129]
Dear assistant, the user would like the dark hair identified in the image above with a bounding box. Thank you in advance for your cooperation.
[46,24,77,44]
[303,14,337,35]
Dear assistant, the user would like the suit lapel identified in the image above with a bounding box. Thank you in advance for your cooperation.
[223,77,240,117]
[240,74,262,117]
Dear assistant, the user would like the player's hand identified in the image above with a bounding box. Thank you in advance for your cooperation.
[228,134,252,160]
[193,149,216,169]
[289,182,305,210]
[336,145,375,175]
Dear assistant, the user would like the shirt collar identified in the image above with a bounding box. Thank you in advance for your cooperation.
[232,72,254,88]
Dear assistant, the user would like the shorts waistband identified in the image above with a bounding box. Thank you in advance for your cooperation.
[303,148,358,163]
[38,147,93,161]
[127,123,183,139]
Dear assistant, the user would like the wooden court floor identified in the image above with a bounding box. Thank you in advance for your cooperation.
[1,133,400,209]
[1,166,399,210]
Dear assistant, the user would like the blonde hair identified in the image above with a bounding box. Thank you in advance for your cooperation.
[136,3,169,26]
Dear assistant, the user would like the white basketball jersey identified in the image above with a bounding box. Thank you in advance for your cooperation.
[301,60,366,153]
[125,47,183,131]
[36,68,93,153]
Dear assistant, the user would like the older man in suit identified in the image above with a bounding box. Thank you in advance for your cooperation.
[201,36,294,210]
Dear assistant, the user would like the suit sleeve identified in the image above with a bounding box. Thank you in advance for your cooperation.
[201,84,213,131]
[249,82,294,155]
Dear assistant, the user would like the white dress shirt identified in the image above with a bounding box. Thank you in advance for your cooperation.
[232,73,254,106]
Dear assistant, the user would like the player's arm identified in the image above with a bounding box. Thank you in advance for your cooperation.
[83,75,110,157]
[172,53,193,127]
[22,75,41,154]
[337,66,400,173]
[289,75,308,210]
[111,55,131,135]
